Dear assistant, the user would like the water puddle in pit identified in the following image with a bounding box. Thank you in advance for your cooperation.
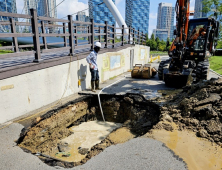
[55,121,122,162]
[146,123,222,170]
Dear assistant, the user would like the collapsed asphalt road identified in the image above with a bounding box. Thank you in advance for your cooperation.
[0,56,221,170]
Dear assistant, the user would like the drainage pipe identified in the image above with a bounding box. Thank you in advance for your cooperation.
[98,74,130,122]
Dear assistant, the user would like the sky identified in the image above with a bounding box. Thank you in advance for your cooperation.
[15,0,195,37]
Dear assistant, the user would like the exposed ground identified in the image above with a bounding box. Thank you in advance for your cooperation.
[17,78,222,169]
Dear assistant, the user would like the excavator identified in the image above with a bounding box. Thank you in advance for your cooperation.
[158,0,220,87]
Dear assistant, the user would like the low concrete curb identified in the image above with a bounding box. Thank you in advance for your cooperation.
[210,69,222,77]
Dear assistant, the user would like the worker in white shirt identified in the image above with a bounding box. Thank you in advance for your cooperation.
[86,42,102,92]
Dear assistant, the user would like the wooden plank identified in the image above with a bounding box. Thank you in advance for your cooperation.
[94,23,106,26]
[38,16,68,23]
[0,11,31,18]
[0,51,34,59]
[44,24,65,27]
[95,33,106,36]
[73,21,92,25]
[76,41,88,45]
[19,44,34,48]
[0,33,33,37]
[42,47,70,53]
[15,22,41,26]
[40,33,70,37]
[47,42,65,46]
[75,44,91,49]
[0,46,13,50]
[0,21,10,25]
[75,33,91,37]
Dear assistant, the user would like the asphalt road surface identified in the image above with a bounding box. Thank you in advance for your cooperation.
[0,56,220,170]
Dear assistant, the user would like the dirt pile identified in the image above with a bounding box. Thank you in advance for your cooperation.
[155,78,222,146]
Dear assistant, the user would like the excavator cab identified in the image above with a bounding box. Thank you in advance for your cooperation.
[186,18,219,61]
[158,17,219,87]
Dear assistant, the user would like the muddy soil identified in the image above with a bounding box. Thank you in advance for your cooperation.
[17,78,222,169]
[18,94,160,168]
[156,78,222,146]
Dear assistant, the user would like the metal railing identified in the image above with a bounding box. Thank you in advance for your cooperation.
[0,9,147,63]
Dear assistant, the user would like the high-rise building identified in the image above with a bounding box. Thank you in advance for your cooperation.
[76,11,86,22]
[155,2,174,41]
[0,0,17,32]
[0,0,17,13]
[89,0,115,26]
[24,0,57,18]
[194,0,207,18]
[152,29,169,41]
[125,0,150,34]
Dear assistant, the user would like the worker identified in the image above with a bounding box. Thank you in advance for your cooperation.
[86,42,102,92]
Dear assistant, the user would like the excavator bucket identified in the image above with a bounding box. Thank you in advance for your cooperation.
[164,72,193,88]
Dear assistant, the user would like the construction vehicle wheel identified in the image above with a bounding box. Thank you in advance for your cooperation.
[158,61,165,80]
[196,60,210,82]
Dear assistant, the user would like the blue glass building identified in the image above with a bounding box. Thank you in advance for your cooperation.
[0,0,17,19]
[89,0,116,26]
[125,0,150,34]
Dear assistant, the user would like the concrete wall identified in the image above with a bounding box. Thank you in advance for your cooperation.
[0,45,150,124]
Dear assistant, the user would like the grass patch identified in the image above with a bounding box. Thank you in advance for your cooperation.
[0,50,13,54]
[150,51,168,55]
[209,56,222,74]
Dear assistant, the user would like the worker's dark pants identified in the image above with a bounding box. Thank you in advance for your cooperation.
[90,69,99,81]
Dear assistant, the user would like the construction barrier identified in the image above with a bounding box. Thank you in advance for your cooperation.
[150,55,161,63]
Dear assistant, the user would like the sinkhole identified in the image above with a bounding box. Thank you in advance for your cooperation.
[17,94,161,168]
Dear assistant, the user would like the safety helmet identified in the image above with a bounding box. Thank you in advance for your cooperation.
[95,42,101,48]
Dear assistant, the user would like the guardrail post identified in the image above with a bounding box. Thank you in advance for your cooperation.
[105,21,108,48]
[90,19,94,51]
[121,25,124,46]
[10,18,19,52]
[88,26,91,46]
[133,28,135,44]
[128,26,131,44]
[41,21,47,49]
[112,24,115,48]
[74,25,77,47]
[142,31,144,45]
[63,23,67,47]
[99,26,101,42]
[138,29,140,45]
[30,8,42,62]
[68,15,74,55]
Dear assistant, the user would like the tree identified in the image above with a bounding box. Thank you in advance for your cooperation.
[202,0,222,39]
[151,34,155,41]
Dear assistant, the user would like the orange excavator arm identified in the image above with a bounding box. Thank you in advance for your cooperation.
[169,0,191,55]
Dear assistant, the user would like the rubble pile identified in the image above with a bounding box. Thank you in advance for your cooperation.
[156,78,222,146]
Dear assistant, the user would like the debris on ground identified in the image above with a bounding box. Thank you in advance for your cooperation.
[17,78,222,168]
[155,78,222,146]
